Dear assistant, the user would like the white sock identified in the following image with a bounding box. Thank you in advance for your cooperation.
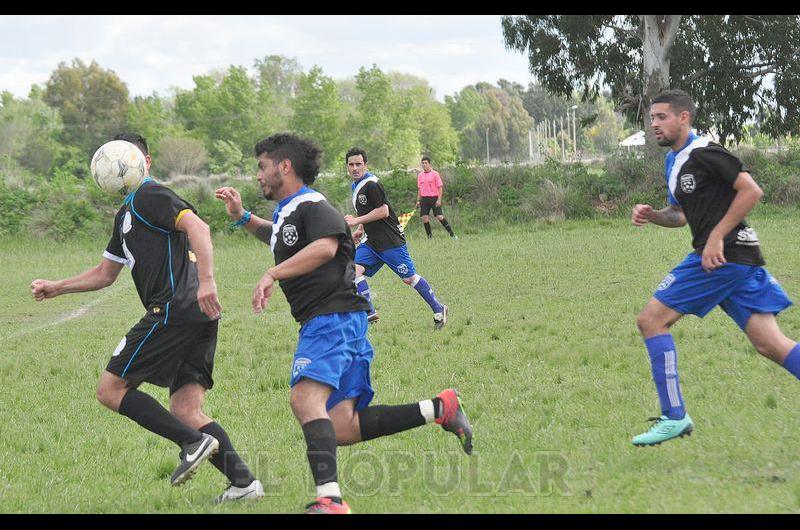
[317,481,341,499]
[419,400,436,423]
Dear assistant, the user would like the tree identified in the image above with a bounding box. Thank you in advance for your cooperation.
[126,93,186,158]
[43,59,129,155]
[290,66,346,170]
[254,55,303,130]
[0,91,63,173]
[501,15,800,144]
[175,66,274,168]
[446,83,534,163]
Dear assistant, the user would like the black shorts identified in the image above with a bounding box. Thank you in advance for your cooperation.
[419,196,443,217]
[106,314,217,395]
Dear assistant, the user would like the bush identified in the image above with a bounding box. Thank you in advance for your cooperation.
[157,137,208,177]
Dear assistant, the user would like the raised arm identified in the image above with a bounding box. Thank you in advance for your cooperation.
[215,187,274,244]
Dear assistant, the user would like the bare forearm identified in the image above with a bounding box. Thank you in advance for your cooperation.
[650,206,687,228]
[243,214,273,245]
[710,188,761,240]
[267,239,337,281]
[56,266,114,295]
[355,205,390,225]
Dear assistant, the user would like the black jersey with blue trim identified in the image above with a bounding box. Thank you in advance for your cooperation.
[351,174,406,252]
[103,180,212,323]
[270,189,371,325]
[666,137,765,267]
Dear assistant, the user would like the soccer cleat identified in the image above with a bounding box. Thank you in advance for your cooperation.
[367,311,380,324]
[435,388,473,455]
[305,497,352,514]
[632,414,694,447]
[170,433,219,486]
[434,305,448,330]
[214,479,265,504]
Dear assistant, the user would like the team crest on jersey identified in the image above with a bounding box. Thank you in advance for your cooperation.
[657,273,676,291]
[358,194,368,206]
[736,227,760,246]
[680,174,696,194]
[293,357,312,378]
[122,211,133,234]
[397,263,409,276]
[282,224,299,246]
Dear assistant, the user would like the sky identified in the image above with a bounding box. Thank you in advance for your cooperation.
[0,15,536,101]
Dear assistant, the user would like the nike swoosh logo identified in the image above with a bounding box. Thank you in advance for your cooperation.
[185,438,210,463]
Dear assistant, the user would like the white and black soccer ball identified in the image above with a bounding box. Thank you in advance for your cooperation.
[90,140,147,195]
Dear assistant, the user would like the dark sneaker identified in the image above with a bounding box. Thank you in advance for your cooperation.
[434,305,448,330]
[435,388,473,455]
[367,311,380,324]
[170,433,219,486]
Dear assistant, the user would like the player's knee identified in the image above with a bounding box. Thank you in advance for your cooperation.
[96,383,123,411]
[403,274,419,286]
[436,215,445,221]
[636,312,658,337]
[421,216,429,223]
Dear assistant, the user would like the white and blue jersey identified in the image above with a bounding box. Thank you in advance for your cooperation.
[351,173,416,279]
[653,135,791,328]
[269,187,374,410]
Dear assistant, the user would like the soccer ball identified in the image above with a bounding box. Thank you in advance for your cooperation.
[90,140,147,195]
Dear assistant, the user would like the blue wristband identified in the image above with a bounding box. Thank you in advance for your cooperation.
[232,210,252,228]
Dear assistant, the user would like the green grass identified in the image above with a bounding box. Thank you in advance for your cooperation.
[2,209,800,513]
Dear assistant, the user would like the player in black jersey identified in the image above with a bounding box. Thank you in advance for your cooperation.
[31,133,262,503]
[344,147,448,329]
[215,134,473,514]
[630,90,800,446]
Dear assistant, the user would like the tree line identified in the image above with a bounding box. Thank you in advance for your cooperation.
[1,55,630,181]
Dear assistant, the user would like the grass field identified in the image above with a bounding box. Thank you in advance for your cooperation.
[3,209,800,513]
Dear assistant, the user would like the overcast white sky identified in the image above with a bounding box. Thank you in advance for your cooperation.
[0,15,535,101]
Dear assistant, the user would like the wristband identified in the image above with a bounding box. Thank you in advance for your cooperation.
[232,210,252,228]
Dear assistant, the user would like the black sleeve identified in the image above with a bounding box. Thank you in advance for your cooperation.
[363,181,387,209]
[132,184,196,232]
[694,147,747,187]
[302,201,349,243]
[104,210,125,261]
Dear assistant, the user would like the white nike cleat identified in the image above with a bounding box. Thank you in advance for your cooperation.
[434,305,448,330]
[214,479,265,504]
[171,433,219,486]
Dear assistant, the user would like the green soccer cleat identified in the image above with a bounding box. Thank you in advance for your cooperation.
[632,414,694,447]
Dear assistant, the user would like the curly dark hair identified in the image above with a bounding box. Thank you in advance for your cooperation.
[254,134,322,185]
[345,147,368,165]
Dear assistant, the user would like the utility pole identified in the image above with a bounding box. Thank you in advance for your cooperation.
[485,128,490,165]
[571,105,578,159]
[560,115,565,160]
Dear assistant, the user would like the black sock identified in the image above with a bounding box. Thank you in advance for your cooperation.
[118,389,201,447]
[424,222,432,238]
[200,422,255,488]
[432,397,443,419]
[358,404,427,442]
[439,218,455,237]
[302,419,338,487]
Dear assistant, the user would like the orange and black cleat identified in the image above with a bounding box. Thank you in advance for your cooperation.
[435,388,474,455]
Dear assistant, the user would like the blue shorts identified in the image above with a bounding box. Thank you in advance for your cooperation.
[290,312,375,412]
[355,243,417,279]
[653,253,793,330]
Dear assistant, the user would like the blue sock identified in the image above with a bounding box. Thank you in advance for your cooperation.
[644,334,686,420]
[355,276,376,314]
[411,276,444,314]
[782,344,800,380]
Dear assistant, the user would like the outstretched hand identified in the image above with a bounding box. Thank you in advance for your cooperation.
[215,187,245,221]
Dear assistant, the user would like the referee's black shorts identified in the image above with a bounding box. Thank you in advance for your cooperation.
[419,196,443,217]
[106,313,217,395]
